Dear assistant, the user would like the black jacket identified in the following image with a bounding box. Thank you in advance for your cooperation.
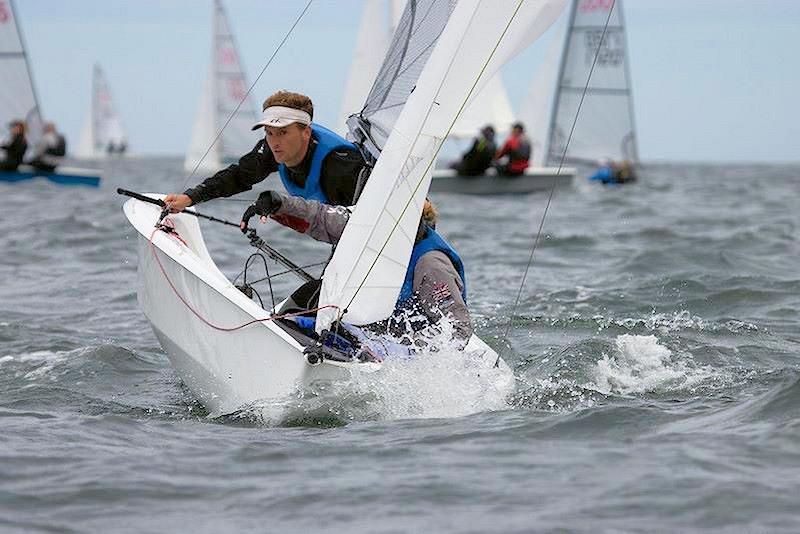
[1,133,28,169]
[184,138,367,207]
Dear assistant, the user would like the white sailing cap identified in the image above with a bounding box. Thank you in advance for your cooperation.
[251,105,312,130]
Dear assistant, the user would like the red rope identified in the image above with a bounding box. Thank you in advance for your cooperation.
[148,226,338,332]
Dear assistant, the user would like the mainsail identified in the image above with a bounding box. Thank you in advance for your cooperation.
[318,0,566,333]
[0,0,43,150]
[76,64,127,158]
[543,0,638,165]
[184,0,259,173]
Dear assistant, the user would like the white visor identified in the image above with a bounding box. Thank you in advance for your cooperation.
[251,106,312,130]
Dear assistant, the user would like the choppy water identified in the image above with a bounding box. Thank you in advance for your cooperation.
[2,158,799,532]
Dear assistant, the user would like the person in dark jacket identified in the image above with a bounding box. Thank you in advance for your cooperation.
[164,90,368,213]
[241,193,473,347]
[0,120,28,172]
[29,122,67,172]
[451,125,496,176]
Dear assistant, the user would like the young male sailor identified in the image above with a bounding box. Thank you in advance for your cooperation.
[240,192,473,347]
[164,91,368,211]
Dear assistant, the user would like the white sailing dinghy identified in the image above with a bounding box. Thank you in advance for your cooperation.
[183,0,260,174]
[124,0,565,419]
[519,0,638,168]
[76,64,128,159]
[0,0,101,187]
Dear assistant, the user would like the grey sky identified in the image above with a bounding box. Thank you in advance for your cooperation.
[14,0,800,162]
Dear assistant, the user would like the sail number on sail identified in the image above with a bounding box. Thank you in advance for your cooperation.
[584,30,623,66]
[0,1,10,24]
[578,0,614,12]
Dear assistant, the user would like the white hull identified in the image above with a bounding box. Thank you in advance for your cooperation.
[124,195,513,419]
[430,167,575,195]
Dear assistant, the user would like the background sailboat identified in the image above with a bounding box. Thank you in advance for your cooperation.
[0,0,100,186]
[183,0,259,174]
[520,0,638,167]
[76,64,128,159]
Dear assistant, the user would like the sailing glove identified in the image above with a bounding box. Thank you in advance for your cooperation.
[240,190,282,232]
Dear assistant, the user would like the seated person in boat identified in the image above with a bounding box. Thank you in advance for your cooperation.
[241,194,473,348]
[0,120,28,172]
[29,122,67,172]
[164,90,368,212]
[450,125,496,176]
[589,159,636,185]
[493,122,531,177]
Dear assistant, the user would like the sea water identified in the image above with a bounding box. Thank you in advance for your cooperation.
[1,157,799,532]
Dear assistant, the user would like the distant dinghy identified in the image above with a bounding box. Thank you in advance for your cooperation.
[183,0,260,174]
[430,2,579,194]
[0,0,101,187]
[76,64,128,159]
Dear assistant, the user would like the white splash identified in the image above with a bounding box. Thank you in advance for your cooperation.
[589,334,711,395]
[250,320,515,424]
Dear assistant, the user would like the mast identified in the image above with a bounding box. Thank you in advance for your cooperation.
[543,0,575,167]
[617,0,638,163]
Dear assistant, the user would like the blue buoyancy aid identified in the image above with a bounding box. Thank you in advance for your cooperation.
[397,227,467,305]
[589,165,614,184]
[278,123,356,203]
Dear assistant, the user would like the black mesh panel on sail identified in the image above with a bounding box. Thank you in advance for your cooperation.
[347,0,457,162]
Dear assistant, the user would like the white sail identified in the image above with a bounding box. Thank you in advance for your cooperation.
[449,72,515,139]
[337,1,406,135]
[545,0,638,165]
[184,0,259,173]
[518,18,564,167]
[76,64,127,158]
[0,0,43,151]
[317,0,566,333]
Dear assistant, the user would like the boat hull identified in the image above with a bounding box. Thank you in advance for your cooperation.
[124,195,514,419]
[430,167,574,195]
[0,166,101,187]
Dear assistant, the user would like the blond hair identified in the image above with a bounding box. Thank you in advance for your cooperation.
[422,199,438,227]
[262,90,314,120]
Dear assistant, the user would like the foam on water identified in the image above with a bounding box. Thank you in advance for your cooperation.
[589,334,713,395]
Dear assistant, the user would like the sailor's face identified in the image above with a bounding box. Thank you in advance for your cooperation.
[265,124,310,165]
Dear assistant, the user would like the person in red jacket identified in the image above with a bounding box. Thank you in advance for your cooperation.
[494,122,531,176]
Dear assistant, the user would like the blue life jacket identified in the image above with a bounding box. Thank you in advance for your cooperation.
[589,165,614,184]
[398,227,467,305]
[277,123,356,203]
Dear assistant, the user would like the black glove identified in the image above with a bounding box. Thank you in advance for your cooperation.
[241,191,282,232]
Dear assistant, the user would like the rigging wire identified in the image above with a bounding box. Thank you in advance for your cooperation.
[180,0,314,191]
[494,0,617,367]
